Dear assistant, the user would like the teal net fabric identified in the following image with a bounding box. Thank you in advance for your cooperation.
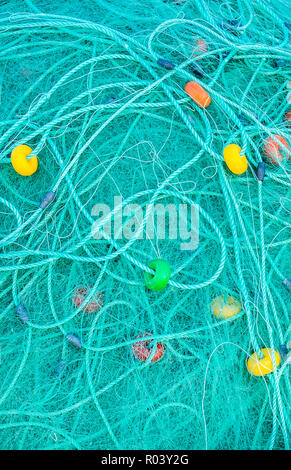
[0,0,290,450]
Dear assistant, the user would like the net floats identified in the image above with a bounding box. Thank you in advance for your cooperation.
[223,144,248,175]
[73,286,103,313]
[66,333,82,348]
[263,134,289,165]
[132,333,164,363]
[184,81,211,108]
[256,162,265,181]
[285,110,291,126]
[40,190,55,210]
[211,295,242,319]
[157,57,175,70]
[144,259,171,291]
[192,39,207,59]
[247,348,280,376]
[16,304,29,323]
[55,359,66,378]
[195,38,207,54]
[11,145,38,176]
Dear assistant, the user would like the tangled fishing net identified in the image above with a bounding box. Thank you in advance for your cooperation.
[0,0,290,450]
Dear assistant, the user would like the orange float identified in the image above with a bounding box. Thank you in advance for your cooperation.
[73,286,103,313]
[184,81,211,108]
[263,134,289,165]
[132,333,164,363]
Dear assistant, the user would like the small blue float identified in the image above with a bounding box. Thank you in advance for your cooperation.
[39,190,55,209]
[157,58,175,70]
[55,359,66,378]
[16,304,29,323]
[256,162,265,181]
[66,333,82,348]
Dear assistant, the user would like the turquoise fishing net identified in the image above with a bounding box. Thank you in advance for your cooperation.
[0,0,290,450]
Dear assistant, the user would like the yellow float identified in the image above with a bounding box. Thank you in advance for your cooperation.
[247,348,280,376]
[11,145,38,176]
[211,295,242,319]
[223,144,248,175]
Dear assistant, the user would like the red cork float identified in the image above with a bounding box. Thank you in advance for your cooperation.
[184,81,211,108]
[193,38,207,58]
[263,134,289,165]
[285,110,291,127]
[196,38,207,53]
[132,333,164,363]
[73,286,103,313]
